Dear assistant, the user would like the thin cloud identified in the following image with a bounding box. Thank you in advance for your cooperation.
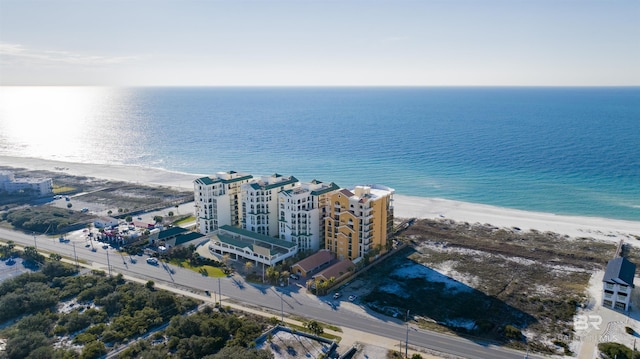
[0,43,137,66]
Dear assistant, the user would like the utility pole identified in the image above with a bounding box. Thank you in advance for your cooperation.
[72,242,78,268]
[106,250,111,276]
[280,291,284,323]
[33,232,37,250]
[218,278,222,308]
[405,309,410,358]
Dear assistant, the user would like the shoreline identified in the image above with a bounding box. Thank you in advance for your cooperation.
[2,155,639,244]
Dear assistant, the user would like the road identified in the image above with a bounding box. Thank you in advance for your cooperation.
[0,227,546,359]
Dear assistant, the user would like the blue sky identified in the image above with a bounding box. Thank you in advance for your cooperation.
[1,0,638,86]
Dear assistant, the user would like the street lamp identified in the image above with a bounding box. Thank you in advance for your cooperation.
[405,309,410,358]
[32,232,37,250]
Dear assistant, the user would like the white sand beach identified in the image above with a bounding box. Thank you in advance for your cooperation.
[2,155,639,245]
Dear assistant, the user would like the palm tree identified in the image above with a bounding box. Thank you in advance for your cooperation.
[244,261,253,274]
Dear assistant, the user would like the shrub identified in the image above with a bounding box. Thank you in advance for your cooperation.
[503,324,522,340]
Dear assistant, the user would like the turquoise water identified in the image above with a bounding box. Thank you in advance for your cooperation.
[0,86,638,220]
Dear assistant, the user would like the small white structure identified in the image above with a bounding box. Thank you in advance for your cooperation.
[0,171,53,196]
[93,217,119,229]
[603,257,636,311]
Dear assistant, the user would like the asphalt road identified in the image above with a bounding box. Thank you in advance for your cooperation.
[0,227,545,359]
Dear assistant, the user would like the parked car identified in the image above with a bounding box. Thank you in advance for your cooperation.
[146,258,158,265]
[333,292,341,299]
[348,295,357,302]
[289,274,299,280]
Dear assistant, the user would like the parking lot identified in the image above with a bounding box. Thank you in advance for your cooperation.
[0,257,33,283]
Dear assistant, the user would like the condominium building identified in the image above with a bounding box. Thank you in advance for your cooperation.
[278,180,340,251]
[0,171,53,196]
[325,185,395,261]
[242,174,298,237]
[193,171,253,234]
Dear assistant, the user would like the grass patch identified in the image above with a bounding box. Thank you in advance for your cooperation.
[284,323,342,342]
[53,185,76,194]
[174,216,195,226]
[170,259,226,277]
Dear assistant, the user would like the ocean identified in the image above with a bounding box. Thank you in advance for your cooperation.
[1,86,639,221]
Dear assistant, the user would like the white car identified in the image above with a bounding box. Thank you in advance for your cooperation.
[348,295,357,302]
[146,258,158,265]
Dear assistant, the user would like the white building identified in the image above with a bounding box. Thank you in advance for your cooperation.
[603,257,636,311]
[278,180,340,251]
[194,171,253,235]
[241,174,298,237]
[208,225,298,266]
[0,171,53,196]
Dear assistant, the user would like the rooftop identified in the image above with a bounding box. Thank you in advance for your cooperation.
[603,257,636,287]
[219,225,297,249]
[293,250,335,272]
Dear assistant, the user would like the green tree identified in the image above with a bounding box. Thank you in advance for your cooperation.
[49,253,62,261]
[208,346,274,359]
[125,215,133,222]
[153,215,163,224]
[146,280,155,290]
[23,246,44,264]
[304,320,324,336]
[66,203,72,209]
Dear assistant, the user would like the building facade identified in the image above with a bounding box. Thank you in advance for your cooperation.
[241,174,298,237]
[603,257,636,311]
[0,171,53,196]
[325,185,395,261]
[194,171,253,234]
[278,180,340,251]
[208,225,298,266]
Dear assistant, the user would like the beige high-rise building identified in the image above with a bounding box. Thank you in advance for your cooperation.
[194,171,253,234]
[324,185,394,261]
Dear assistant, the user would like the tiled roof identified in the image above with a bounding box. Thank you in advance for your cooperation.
[314,259,354,280]
[293,250,334,272]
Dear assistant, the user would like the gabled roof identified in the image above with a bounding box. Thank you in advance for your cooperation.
[293,250,334,272]
[195,176,215,185]
[314,259,355,280]
[603,257,636,287]
[339,189,354,197]
[158,227,188,240]
[174,232,205,246]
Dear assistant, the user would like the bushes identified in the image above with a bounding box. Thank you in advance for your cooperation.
[503,324,523,340]
[598,342,640,359]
